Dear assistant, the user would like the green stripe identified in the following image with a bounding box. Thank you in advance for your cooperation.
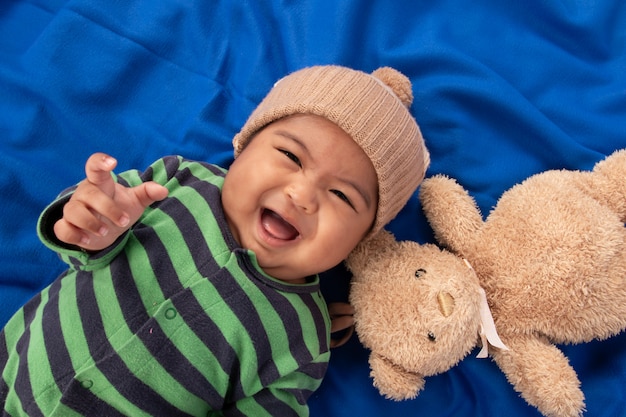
[184,275,256,392]
[25,288,58,415]
[93,258,207,414]
[232,272,298,379]
[57,270,148,416]
[121,234,167,313]
[1,294,41,415]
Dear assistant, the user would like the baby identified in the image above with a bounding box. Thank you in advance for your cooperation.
[1,65,429,416]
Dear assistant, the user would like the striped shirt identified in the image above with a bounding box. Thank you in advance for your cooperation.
[0,156,331,417]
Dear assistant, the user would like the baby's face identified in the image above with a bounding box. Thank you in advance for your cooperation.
[222,114,378,283]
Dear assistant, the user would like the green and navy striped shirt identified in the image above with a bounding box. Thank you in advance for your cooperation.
[0,156,331,417]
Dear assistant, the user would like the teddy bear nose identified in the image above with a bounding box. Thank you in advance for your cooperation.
[437,292,455,317]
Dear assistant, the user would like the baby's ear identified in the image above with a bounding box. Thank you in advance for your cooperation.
[369,352,425,400]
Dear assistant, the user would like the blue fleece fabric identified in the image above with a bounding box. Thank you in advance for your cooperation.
[1,1,625,416]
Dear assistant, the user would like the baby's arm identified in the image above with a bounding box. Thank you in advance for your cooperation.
[53,153,168,251]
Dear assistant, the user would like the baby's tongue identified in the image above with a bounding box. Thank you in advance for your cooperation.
[262,210,299,240]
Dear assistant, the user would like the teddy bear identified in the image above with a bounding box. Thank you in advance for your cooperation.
[345,149,626,417]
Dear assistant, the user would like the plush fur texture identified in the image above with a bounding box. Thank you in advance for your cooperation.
[346,149,626,417]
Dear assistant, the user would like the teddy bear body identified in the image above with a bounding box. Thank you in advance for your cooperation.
[465,167,626,344]
[347,149,626,417]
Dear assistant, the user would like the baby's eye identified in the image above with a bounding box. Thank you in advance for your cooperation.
[280,149,301,167]
[331,189,355,209]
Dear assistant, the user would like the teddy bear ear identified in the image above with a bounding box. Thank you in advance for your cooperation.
[369,352,425,400]
[346,229,399,273]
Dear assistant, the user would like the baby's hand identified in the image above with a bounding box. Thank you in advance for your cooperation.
[53,153,169,251]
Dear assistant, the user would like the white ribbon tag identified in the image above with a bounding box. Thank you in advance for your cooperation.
[476,287,509,358]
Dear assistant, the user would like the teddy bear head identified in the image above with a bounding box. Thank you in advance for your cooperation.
[345,230,486,400]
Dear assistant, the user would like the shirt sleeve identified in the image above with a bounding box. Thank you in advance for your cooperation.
[36,155,191,271]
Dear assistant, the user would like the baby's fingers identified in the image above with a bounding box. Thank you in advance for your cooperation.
[53,217,92,247]
[131,182,169,209]
[85,153,117,196]
[60,199,112,239]
[73,179,131,229]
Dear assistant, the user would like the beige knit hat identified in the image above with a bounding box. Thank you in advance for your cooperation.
[233,65,430,238]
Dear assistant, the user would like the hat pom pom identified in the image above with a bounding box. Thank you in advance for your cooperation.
[372,67,413,108]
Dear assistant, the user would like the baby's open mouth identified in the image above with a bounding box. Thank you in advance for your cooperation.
[261,209,300,240]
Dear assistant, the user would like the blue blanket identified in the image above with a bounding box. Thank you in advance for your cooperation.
[1,1,625,416]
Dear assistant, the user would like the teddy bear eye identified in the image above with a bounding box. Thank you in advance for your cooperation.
[427,331,437,342]
[415,268,427,278]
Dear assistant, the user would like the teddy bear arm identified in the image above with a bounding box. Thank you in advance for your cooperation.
[491,335,584,417]
[368,352,425,401]
[419,175,483,253]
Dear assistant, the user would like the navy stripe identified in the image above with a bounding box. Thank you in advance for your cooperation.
[154,183,269,402]
[13,329,44,417]
[118,157,183,190]
[73,270,116,363]
[130,220,185,298]
[170,273,247,401]
[42,272,141,417]
[0,331,9,410]
[19,292,42,330]
[116,177,131,188]
[146,196,219,292]
[148,175,250,403]
[238,255,316,365]
[217,256,281,386]
[161,156,184,179]
[298,360,328,381]
[144,156,181,183]
[301,293,330,352]
[60,382,128,417]
[78,271,194,417]
[168,289,244,405]
[41,277,75,390]
[134,312,225,409]
[254,388,300,417]
[284,386,315,405]
[260,287,313,364]
[134,218,245,405]
[222,404,247,417]
[164,167,227,267]
[108,254,149,335]
[109,247,226,409]
[108,246,154,329]
[0,329,8,372]
[116,234,227,409]
[10,292,45,417]
[179,158,227,178]
[67,255,85,271]
[60,269,140,417]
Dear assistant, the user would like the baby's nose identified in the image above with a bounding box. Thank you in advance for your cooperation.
[286,180,319,213]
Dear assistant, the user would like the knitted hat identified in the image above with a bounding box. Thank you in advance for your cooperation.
[232,65,430,238]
